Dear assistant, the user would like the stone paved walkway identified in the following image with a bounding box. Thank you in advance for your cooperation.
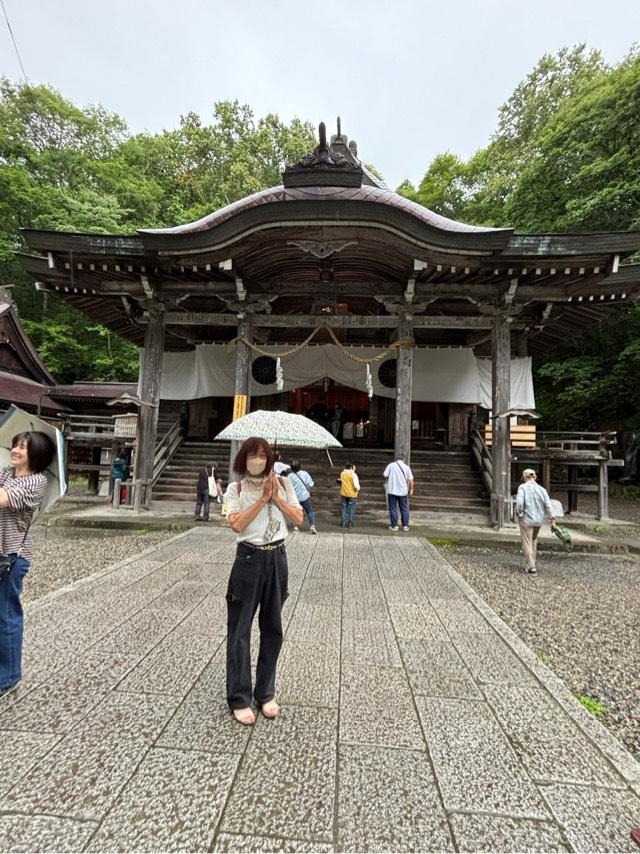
[0,528,639,852]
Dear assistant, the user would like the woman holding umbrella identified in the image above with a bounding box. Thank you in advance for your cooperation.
[225,437,303,725]
[0,431,55,692]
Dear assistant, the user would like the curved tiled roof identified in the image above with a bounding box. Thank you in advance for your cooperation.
[140,184,509,237]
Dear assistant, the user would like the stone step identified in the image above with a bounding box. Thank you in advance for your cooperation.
[155,440,490,517]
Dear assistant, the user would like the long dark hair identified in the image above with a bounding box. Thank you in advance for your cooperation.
[232,437,275,476]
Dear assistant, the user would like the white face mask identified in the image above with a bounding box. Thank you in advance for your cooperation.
[246,458,267,476]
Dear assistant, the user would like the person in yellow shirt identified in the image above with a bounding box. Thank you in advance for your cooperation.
[339,463,360,528]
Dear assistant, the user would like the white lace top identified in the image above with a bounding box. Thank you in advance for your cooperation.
[226,476,300,545]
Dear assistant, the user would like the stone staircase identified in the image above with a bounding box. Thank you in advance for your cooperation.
[153,441,490,524]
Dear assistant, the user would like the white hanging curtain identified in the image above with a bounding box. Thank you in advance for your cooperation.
[156,344,534,408]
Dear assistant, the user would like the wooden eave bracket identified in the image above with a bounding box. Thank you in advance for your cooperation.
[505,278,518,306]
[140,275,154,300]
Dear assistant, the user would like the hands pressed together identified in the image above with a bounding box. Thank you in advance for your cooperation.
[261,472,281,505]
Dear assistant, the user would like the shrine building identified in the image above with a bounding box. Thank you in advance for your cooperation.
[17,122,640,526]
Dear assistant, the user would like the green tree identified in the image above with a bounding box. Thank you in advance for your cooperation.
[0,82,315,383]
[415,152,467,219]
[507,49,640,231]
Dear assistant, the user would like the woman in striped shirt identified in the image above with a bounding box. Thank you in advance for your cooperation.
[0,431,54,692]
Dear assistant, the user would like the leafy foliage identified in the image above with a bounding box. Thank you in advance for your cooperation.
[0,82,314,382]
[397,44,640,433]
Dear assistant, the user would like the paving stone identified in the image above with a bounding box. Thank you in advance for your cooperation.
[173,592,228,636]
[337,744,453,851]
[95,608,186,654]
[341,619,402,667]
[286,604,341,644]
[415,571,466,599]
[145,579,212,615]
[188,645,227,703]
[0,731,61,800]
[86,748,239,852]
[388,603,449,641]
[430,597,491,632]
[450,631,535,686]
[220,707,337,841]
[399,638,482,699]
[297,577,341,605]
[213,833,333,852]
[73,691,179,742]
[342,589,389,621]
[277,640,340,708]
[116,632,215,696]
[340,665,424,749]
[450,814,569,852]
[0,814,98,853]
[1,731,150,821]
[484,685,622,787]
[157,697,251,754]
[544,783,640,852]
[379,575,430,605]
[417,697,549,818]
[22,643,84,683]
[0,683,105,734]
[1,694,178,821]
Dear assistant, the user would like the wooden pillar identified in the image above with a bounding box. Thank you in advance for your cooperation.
[394,313,414,464]
[597,460,609,520]
[229,313,253,480]
[368,395,379,443]
[491,312,511,529]
[134,302,165,506]
[516,329,529,358]
[541,458,551,493]
[87,446,101,494]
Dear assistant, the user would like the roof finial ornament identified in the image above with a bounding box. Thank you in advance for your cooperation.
[317,122,329,163]
[283,119,363,187]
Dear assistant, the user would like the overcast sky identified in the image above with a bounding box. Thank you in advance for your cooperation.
[2,0,639,189]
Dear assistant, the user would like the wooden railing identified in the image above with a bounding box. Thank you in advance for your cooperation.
[63,414,116,441]
[116,418,183,510]
[152,420,183,485]
[470,427,493,495]
[535,431,616,457]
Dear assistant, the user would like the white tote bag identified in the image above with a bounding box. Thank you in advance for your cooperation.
[207,469,217,498]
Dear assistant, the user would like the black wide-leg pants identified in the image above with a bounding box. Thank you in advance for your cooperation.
[226,542,289,710]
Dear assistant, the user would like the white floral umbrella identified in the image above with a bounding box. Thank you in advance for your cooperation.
[214,409,342,463]
[0,405,67,517]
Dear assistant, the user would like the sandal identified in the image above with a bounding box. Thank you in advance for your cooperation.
[232,707,256,726]
[261,699,280,719]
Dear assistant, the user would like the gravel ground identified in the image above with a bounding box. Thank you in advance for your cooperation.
[567,493,640,540]
[23,527,177,604]
[441,544,640,759]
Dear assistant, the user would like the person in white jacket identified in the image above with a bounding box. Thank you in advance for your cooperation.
[515,468,556,575]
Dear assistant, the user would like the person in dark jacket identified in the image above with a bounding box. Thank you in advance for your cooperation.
[108,450,129,502]
[195,463,220,521]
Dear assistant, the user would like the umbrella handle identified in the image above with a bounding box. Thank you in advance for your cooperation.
[325,447,334,468]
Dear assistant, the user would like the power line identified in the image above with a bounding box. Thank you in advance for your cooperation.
[1,0,29,83]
